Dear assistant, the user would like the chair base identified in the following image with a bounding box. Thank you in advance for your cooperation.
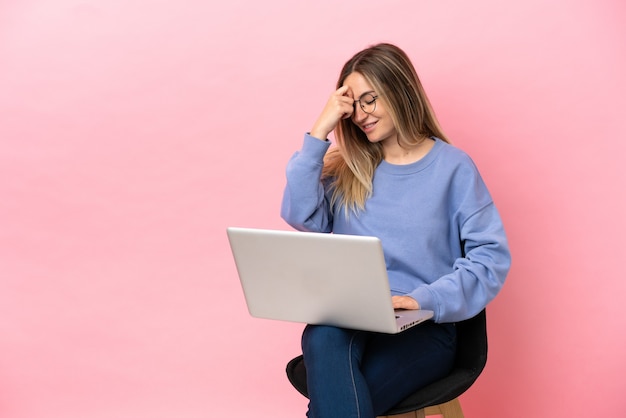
[378,398,464,418]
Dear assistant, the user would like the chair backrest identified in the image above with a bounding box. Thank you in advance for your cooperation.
[454,308,488,372]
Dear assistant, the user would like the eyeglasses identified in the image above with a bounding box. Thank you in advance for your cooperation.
[353,92,378,114]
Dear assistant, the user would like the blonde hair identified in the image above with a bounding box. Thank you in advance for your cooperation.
[322,43,450,216]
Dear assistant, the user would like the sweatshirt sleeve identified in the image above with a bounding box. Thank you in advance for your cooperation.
[280,134,334,233]
[408,156,512,323]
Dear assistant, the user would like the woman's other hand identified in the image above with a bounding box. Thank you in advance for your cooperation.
[392,295,420,310]
[310,86,354,140]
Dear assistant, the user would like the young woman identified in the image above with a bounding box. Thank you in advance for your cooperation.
[280,43,511,418]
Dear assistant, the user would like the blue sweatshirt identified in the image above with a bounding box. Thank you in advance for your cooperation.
[281,134,511,323]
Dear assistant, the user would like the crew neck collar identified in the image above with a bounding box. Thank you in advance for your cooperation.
[378,137,444,174]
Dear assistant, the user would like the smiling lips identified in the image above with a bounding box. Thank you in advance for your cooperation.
[361,121,377,133]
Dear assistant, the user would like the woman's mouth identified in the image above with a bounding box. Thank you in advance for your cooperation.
[362,121,377,132]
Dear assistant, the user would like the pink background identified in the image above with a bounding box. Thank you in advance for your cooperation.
[1,1,625,417]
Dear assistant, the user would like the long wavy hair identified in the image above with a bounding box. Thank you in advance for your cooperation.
[322,43,450,216]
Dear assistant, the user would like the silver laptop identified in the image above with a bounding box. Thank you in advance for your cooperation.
[226,227,433,334]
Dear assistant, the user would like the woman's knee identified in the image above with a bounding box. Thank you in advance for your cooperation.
[302,325,366,359]
[303,325,348,352]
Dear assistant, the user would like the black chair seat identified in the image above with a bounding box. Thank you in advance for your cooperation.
[286,309,487,416]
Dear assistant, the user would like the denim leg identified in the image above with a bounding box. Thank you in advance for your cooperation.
[301,324,373,418]
[363,322,457,415]
[301,322,456,418]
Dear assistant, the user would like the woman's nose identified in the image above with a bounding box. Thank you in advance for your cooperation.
[352,105,367,122]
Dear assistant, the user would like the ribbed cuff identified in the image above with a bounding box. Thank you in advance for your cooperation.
[302,133,331,157]
[409,286,439,322]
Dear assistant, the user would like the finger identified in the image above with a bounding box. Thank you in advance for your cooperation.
[341,103,354,119]
[339,95,354,105]
[336,85,350,96]
[392,296,419,310]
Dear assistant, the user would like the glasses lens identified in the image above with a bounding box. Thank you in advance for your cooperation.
[360,93,377,114]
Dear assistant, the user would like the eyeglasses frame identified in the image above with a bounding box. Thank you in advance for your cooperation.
[353,92,379,115]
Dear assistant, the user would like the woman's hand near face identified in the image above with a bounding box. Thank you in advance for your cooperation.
[392,295,420,310]
[310,86,354,141]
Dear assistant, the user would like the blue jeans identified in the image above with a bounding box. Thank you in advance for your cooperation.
[301,321,456,418]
